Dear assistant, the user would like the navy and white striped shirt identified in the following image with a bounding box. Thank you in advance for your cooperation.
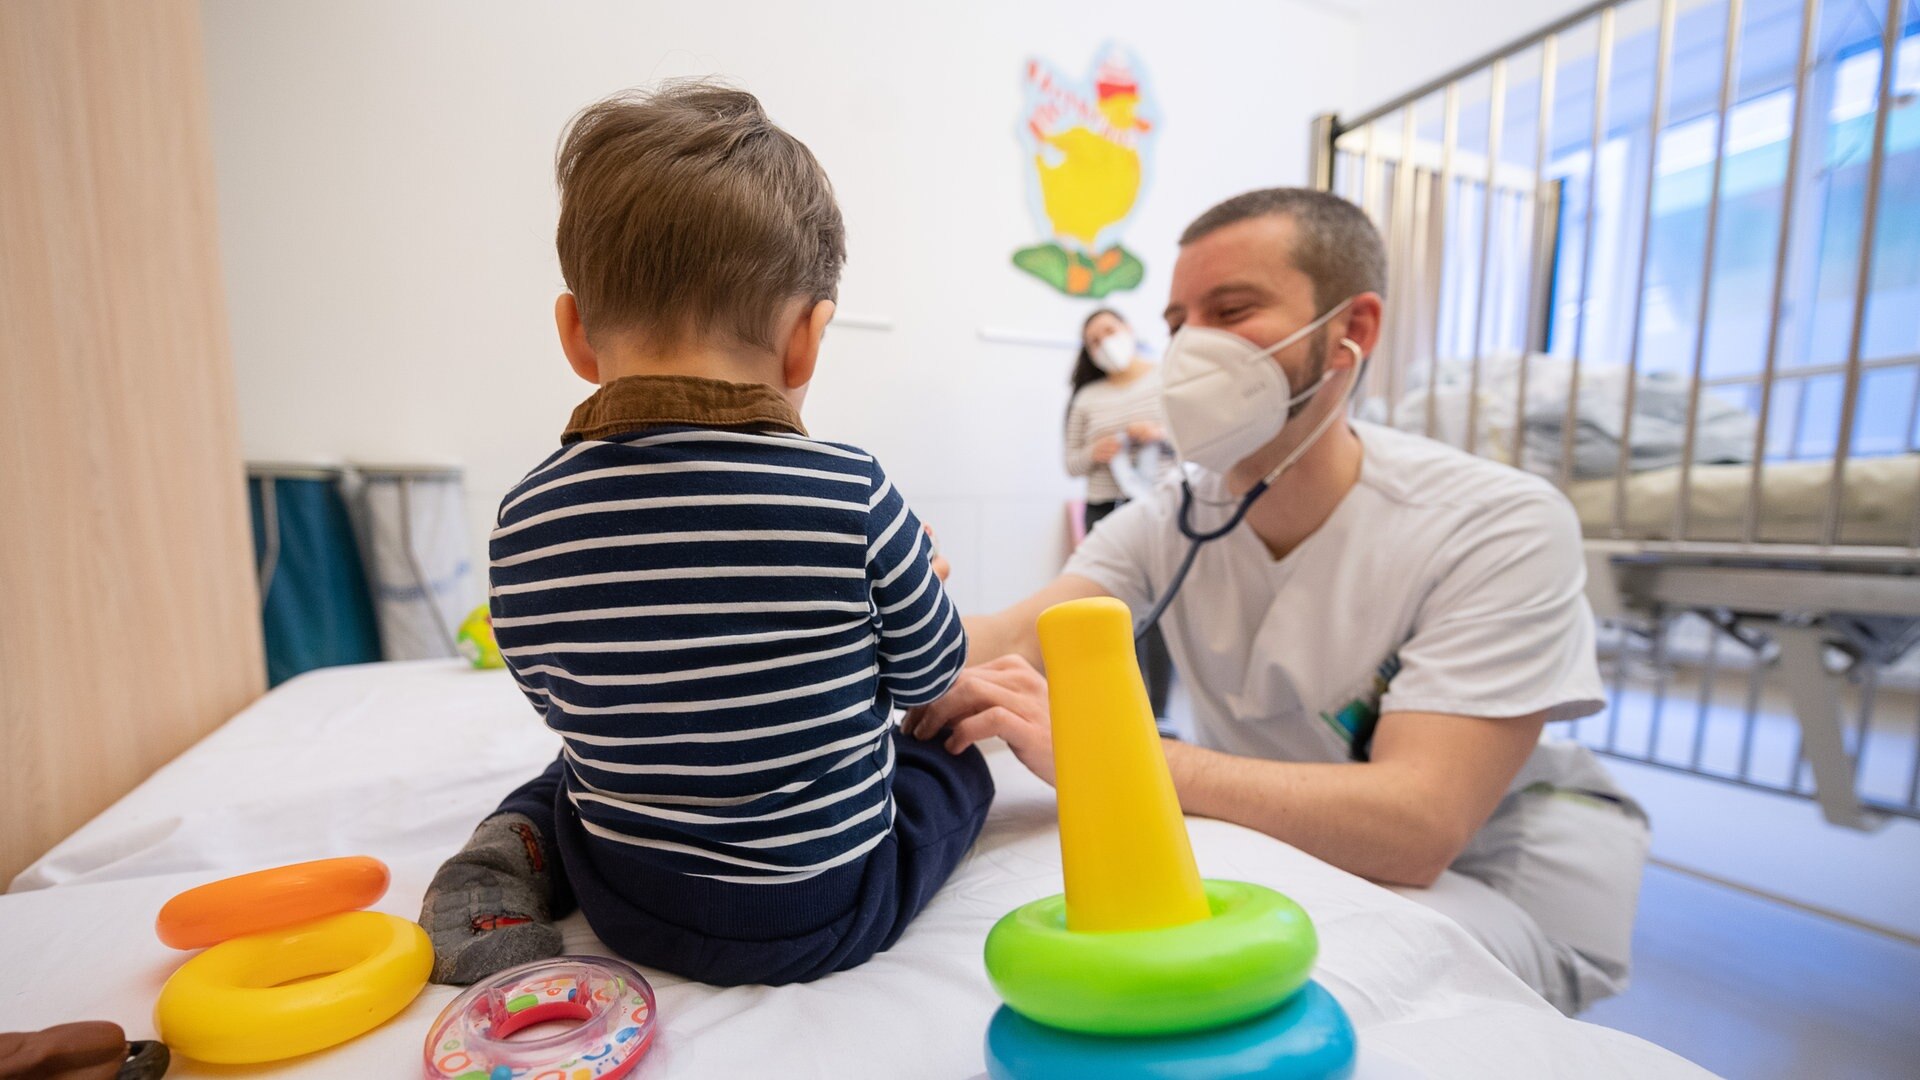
[490,423,967,885]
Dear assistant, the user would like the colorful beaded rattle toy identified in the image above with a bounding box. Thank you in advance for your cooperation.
[422,957,657,1080]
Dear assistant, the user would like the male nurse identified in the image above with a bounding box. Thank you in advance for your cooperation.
[912,188,1648,1015]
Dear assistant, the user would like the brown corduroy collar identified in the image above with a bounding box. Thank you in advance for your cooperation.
[562,374,808,443]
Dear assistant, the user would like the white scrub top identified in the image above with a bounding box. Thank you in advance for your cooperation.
[1065,420,1612,794]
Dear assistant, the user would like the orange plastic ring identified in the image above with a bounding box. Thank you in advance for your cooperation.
[156,856,390,949]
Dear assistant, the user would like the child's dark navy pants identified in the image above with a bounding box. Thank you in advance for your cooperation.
[493,730,994,986]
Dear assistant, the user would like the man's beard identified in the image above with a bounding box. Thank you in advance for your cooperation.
[1285,330,1332,421]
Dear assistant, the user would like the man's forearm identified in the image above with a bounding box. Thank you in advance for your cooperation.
[960,574,1108,670]
[961,612,1038,669]
[1160,739,1465,887]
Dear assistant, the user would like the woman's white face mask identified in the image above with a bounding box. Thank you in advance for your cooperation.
[1160,298,1357,474]
[1090,328,1137,374]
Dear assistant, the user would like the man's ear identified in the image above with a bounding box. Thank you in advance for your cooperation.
[782,298,835,391]
[1336,292,1385,365]
[555,293,600,385]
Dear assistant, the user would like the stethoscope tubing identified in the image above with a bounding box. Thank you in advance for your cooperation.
[1133,476,1267,642]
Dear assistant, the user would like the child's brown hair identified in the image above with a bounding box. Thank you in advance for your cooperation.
[555,80,846,351]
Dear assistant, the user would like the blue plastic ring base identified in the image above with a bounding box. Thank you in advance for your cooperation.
[984,980,1356,1080]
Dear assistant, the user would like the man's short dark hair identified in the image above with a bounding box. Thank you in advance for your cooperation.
[1179,188,1386,312]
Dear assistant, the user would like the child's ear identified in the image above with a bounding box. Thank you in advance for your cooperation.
[555,293,600,384]
[782,299,834,391]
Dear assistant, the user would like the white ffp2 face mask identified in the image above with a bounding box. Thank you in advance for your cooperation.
[1160,299,1356,474]
[1091,329,1137,374]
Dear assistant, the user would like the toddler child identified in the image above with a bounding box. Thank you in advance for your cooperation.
[418,81,993,986]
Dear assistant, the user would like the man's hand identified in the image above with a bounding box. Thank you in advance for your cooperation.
[924,523,950,582]
[1090,435,1123,465]
[905,655,1056,784]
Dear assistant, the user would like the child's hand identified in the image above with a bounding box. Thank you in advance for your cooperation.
[1125,420,1165,444]
[1091,435,1124,464]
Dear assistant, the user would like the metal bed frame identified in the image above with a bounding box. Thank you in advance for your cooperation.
[1310,0,1920,829]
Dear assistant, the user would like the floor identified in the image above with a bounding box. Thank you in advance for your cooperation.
[1584,864,1920,1080]
[1572,645,1920,939]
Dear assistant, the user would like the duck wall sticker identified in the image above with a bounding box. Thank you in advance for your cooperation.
[1014,44,1159,298]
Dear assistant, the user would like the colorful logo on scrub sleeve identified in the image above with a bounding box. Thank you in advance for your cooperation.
[1014,44,1158,298]
[1320,654,1400,762]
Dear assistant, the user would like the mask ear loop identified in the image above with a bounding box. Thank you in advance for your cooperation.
[1255,345,1369,489]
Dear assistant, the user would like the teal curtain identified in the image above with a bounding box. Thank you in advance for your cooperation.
[249,471,383,687]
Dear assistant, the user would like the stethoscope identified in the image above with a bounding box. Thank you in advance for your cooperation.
[1133,342,1367,643]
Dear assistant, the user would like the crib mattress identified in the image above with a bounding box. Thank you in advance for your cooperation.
[1568,455,1920,546]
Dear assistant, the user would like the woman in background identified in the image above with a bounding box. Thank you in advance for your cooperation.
[1062,308,1174,716]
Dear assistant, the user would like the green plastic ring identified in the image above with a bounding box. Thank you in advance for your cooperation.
[984,880,1318,1036]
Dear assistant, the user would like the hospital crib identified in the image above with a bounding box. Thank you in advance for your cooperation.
[1310,0,1920,829]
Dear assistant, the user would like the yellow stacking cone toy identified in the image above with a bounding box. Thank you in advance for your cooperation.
[982,598,1356,1079]
[1045,596,1209,933]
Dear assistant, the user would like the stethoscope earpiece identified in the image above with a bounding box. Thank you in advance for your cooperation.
[1340,338,1363,363]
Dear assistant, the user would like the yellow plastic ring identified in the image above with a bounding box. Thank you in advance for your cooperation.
[155,910,432,1064]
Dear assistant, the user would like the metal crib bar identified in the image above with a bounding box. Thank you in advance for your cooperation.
[1611,0,1679,536]
[1908,690,1920,808]
[1428,82,1461,442]
[1903,354,1920,456]
[1690,622,1723,771]
[1517,36,1560,470]
[1358,122,1390,408]
[1606,620,1629,752]
[1823,0,1904,546]
[1647,615,1671,759]
[1310,114,1339,192]
[1412,168,1438,426]
[1843,661,1873,787]
[1785,709,1807,792]
[1361,121,1383,226]
[1466,61,1507,458]
[1675,0,1745,544]
[1388,107,1419,428]
[1560,7,1614,490]
[1595,751,1909,814]
[1737,648,1764,782]
[1910,374,1920,546]
[1743,0,1812,541]
[1709,352,1920,389]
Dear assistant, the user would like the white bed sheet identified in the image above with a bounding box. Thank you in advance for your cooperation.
[3,661,1712,1079]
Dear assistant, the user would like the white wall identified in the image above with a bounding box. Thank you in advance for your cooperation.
[201,0,1361,616]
